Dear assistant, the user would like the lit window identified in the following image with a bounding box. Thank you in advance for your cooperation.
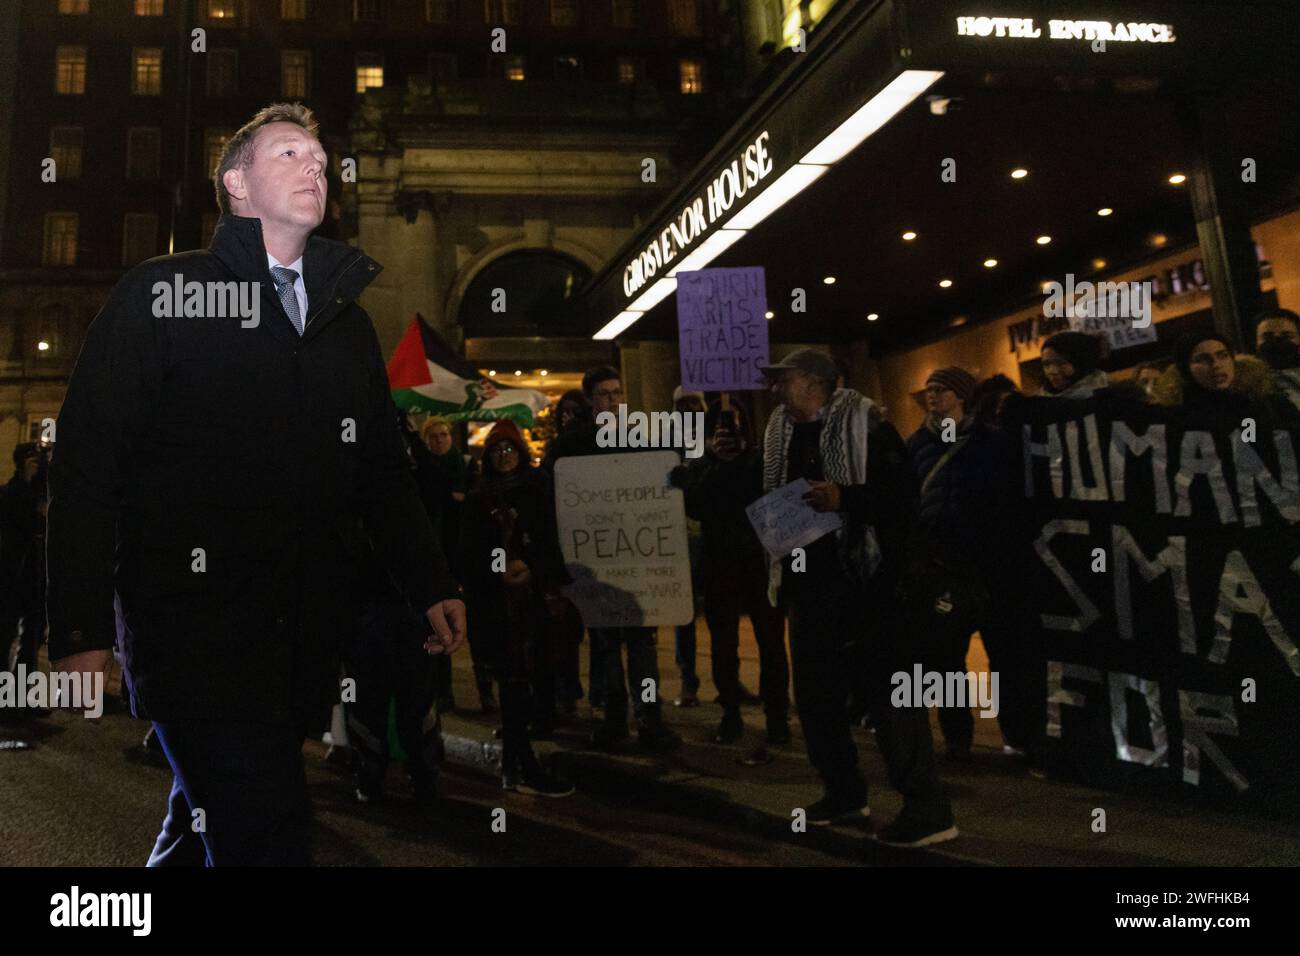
[43,213,79,267]
[611,0,638,29]
[679,58,704,94]
[122,214,159,266]
[428,52,458,82]
[132,48,163,95]
[135,0,165,14]
[280,0,307,18]
[485,0,519,24]
[356,53,384,92]
[355,0,382,20]
[49,127,83,181]
[54,47,87,95]
[554,55,581,80]
[205,129,233,178]
[616,56,640,84]
[667,0,699,36]
[502,55,525,81]
[551,0,577,26]
[126,127,162,180]
[207,0,238,19]
[426,0,455,22]
[206,49,237,97]
[281,50,310,97]
[58,0,89,13]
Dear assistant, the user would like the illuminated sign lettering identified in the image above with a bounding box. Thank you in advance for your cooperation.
[955,16,1176,44]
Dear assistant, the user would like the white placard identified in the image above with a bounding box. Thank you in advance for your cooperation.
[554,451,693,627]
[744,479,843,560]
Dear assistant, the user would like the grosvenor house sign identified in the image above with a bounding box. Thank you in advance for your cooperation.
[954,16,1176,44]
[622,131,775,299]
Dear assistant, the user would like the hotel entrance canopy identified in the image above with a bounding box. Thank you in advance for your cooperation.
[580,0,1300,354]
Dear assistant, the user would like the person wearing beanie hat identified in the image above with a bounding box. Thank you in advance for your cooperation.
[1040,331,1110,398]
[459,418,574,796]
[905,367,976,490]
[1150,323,1282,426]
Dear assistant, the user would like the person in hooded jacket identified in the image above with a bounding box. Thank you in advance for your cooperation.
[458,420,573,796]
[1040,331,1111,399]
[1150,324,1283,426]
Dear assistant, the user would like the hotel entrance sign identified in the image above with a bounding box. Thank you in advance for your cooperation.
[955,16,1176,44]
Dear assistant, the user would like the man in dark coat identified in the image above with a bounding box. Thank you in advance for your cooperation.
[46,103,466,866]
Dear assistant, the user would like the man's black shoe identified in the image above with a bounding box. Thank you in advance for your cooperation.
[713,711,743,744]
[590,722,630,750]
[874,813,958,848]
[637,723,682,753]
[805,793,870,826]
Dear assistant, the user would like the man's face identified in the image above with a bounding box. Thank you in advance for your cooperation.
[767,369,820,411]
[428,425,452,456]
[224,121,327,235]
[1137,367,1162,393]
[924,382,962,417]
[1041,348,1076,392]
[589,378,623,415]
[1189,339,1235,391]
[487,441,521,475]
[1257,318,1299,349]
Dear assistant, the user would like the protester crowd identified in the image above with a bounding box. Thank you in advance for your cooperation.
[5,307,1299,849]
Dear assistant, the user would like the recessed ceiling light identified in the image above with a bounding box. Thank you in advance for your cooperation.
[983,258,998,268]
[540,369,548,376]
[1036,235,1052,245]
[488,369,497,376]
[1010,168,1029,179]
[902,231,917,241]
[939,278,953,288]
[950,316,968,327]
[37,341,50,351]
[1150,233,1168,248]
[1091,258,1107,271]
[1168,173,1186,185]
[823,276,836,285]
[1097,207,1113,217]
[514,369,522,376]
[1039,280,1054,294]
[765,311,774,319]
[867,313,879,322]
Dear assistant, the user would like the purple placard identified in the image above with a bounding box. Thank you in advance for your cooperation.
[676,267,769,392]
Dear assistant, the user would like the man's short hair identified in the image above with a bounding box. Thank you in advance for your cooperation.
[213,102,321,214]
[1254,307,1300,337]
[582,365,620,399]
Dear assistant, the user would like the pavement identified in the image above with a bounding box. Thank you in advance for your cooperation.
[432,621,1300,866]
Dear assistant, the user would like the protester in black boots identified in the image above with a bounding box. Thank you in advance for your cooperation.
[760,349,957,847]
[0,442,49,691]
[674,402,790,759]
[459,420,573,796]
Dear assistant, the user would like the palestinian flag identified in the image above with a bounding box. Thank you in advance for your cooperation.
[387,314,549,426]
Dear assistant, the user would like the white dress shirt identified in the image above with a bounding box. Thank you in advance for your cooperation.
[267,252,308,328]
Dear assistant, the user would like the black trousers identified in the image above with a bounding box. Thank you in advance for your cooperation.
[0,580,45,674]
[786,564,950,821]
[704,556,788,722]
[148,719,311,866]
[343,597,443,793]
[468,586,545,770]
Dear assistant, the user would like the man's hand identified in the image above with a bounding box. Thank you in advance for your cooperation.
[803,480,842,513]
[424,598,467,656]
[52,648,113,677]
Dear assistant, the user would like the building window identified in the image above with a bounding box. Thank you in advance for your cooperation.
[679,58,704,94]
[54,47,87,95]
[280,0,307,17]
[426,0,455,22]
[49,127,83,181]
[134,0,165,14]
[43,213,78,267]
[616,56,640,84]
[206,0,238,21]
[201,213,220,247]
[281,50,310,97]
[493,54,525,80]
[667,0,699,36]
[554,55,582,80]
[611,0,637,28]
[550,0,577,26]
[58,0,89,13]
[484,0,519,25]
[205,128,233,178]
[355,53,383,92]
[122,214,159,266]
[206,49,237,97]
[126,127,161,180]
[354,0,382,20]
[132,48,163,95]
[428,52,458,82]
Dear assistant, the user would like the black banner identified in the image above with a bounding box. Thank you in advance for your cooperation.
[1014,397,1300,809]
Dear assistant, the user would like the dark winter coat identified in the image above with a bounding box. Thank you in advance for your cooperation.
[46,214,459,729]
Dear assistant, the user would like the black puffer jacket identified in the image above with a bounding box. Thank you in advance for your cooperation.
[47,214,459,730]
